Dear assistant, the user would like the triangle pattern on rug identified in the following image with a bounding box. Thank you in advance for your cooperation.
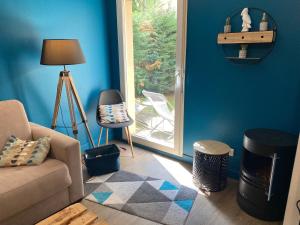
[85,193,97,202]
[86,172,115,184]
[160,190,179,200]
[159,181,179,190]
[145,176,160,181]
[146,180,164,190]
[107,203,124,210]
[174,200,194,212]
[162,201,189,225]
[93,183,114,193]
[127,181,171,203]
[123,202,172,222]
[85,182,102,195]
[101,193,125,205]
[92,192,113,204]
[105,181,144,202]
[85,170,198,225]
[175,186,198,201]
[106,170,146,182]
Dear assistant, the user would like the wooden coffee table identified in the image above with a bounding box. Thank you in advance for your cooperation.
[36,203,108,225]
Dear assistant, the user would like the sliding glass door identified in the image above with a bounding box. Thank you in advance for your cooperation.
[117,0,187,156]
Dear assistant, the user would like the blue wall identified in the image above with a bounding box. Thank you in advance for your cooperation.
[0,0,113,150]
[106,0,300,178]
[1,0,299,177]
[184,0,300,177]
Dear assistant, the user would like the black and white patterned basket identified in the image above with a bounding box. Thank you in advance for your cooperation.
[192,141,231,192]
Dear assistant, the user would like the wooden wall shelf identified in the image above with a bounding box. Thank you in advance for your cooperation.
[225,57,261,63]
[217,31,275,44]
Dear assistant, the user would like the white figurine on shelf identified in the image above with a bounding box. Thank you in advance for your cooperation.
[241,8,251,32]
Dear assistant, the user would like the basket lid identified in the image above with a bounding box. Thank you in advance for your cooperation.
[193,140,231,155]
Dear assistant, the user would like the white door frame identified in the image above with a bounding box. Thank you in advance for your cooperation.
[116,0,187,157]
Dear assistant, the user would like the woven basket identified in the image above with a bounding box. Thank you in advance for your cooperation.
[192,140,230,192]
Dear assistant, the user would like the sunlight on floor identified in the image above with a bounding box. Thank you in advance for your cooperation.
[152,154,208,196]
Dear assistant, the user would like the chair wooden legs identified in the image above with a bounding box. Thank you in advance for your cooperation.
[125,127,134,158]
[97,126,134,158]
[97,127,108,146]
[106,128,109,144]
[124,127,129,142]
[97,127,103,146]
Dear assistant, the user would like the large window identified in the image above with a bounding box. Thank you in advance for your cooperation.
[117,0,187,155]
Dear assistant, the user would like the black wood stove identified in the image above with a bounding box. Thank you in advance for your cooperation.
[237,128,298,221]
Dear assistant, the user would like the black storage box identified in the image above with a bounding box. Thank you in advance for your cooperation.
[84,144,120,176]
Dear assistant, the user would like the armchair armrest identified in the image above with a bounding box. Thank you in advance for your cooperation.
[30,122,84,203]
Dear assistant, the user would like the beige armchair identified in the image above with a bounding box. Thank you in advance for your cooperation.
[0,100,84,225]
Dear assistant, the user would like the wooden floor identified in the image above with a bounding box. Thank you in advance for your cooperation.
[81,142,282,225]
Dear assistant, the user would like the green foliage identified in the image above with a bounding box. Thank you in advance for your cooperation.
[132,0,177,96]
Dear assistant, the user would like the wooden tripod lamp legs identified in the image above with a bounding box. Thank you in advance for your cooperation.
[51,71,95,147]
[68,75,95,147]
[65,76,78,139]
[51,74,64,130]
[97,126,134,158]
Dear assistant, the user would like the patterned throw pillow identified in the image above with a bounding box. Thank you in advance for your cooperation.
[0,135,51,167]
[99,102,130,123]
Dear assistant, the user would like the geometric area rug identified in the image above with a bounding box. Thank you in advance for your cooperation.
[85,170,198,225]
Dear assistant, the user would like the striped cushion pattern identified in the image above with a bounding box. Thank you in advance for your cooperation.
[99,103,130,123]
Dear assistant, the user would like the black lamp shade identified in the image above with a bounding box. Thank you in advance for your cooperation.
[40,39,85,65]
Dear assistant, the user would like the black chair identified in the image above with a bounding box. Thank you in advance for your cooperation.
[96,89,134,157]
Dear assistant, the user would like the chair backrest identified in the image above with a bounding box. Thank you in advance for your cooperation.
[142,90,173,121]
[97,89,125,122]
[98,89,124,106]
[0,100,31,150]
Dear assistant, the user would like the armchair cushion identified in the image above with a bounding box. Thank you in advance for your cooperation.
[0,100,31,152]
[30,123,84,203]
[0,159,71,222]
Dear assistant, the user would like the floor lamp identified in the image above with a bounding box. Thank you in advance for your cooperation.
[40,39,95,147]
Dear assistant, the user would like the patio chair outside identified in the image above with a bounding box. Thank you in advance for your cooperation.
[142,90,174,134]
